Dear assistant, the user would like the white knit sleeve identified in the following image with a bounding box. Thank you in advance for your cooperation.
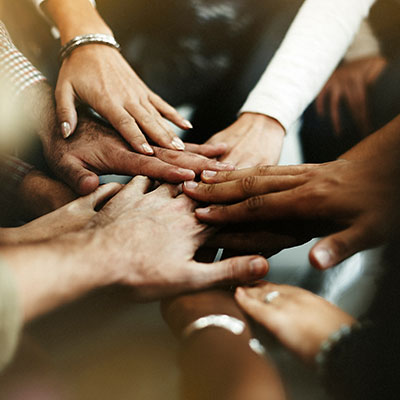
[240,0,376,131]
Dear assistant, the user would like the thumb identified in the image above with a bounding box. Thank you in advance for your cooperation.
[56,83,78,139]
[56,156,100,195]
[190,256,269,290]
[309,226,367,270]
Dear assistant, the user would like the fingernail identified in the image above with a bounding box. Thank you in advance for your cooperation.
[202,170,217,178]
[313,248,333,269]
[178,168,195,178]
[61,122,72,139]
[250,258,266,276]
[196,207,211,215]
[142,143,154,154]
[183,119,193,129]
[184,181,198,189]
[216,162,235,170]
[172,137,185,151]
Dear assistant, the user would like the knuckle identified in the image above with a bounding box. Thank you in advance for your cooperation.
[330,235,349,257]
[116,116,134,129]
[256,165,271,176]
[240,175,257,195]
[245,195,264,211]
[203,183,216,194]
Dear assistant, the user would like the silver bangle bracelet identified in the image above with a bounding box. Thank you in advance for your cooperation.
[182,314,245,339]
[59,34,121,62]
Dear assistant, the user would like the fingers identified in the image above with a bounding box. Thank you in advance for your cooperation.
[201,164,316,184]
[129,102,186,151]
[55,83,78,139]
[183,175,303,203]
[344,83,370,135]
[55,156,100,195]
[184,142,228,158]
[152,147,234,176]
[329,88,342,135]
[116,175,153,201]
[189,256,269,289]
[309,225,370,270]
[235,287,271,326]
[111,150,196,183]
[195,191,300,224]
[149,92,193,131]
[101,106,155,155]
[87,182,123,209]
[152,183,183,199]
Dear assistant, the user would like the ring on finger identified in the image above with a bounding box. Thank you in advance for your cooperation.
[264,291,280,304]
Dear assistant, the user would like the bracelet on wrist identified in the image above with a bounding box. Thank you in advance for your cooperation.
[59,34,121,62]
[182,314,267,357]
[315,322,362,370]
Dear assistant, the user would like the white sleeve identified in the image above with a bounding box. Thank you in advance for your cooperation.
[240,0,376,131]
[31,0,97,39]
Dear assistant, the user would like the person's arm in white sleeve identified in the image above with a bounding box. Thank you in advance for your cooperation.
[240,0,376,131]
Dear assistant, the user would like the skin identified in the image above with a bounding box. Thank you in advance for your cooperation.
[44,0,191,153]
[26,83,233,196]
[235,282,356,363]
[162,290,286,400]
[1,176,269,322]
[206,113,285,168]
[183,115,400,269]
[316,56,387,136]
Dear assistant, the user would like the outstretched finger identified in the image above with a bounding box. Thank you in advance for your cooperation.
[201,164,316,183]
[184,175,303,203]
[55,83,78,139]
[149,92,193,131]
[309,224,372,270]
[87,182,123,209]
[184,142,228,158]
[188,256,269,290]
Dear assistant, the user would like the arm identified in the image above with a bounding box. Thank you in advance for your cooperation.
[162,290,286,400]
[206,0,375,167]
[38,0,191,153]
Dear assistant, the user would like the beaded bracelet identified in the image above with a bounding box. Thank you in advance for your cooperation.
[59,34,121,62]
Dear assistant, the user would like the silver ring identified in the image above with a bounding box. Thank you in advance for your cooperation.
[264,291,280,304]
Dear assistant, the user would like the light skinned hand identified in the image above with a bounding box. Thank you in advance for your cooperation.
[316,56,387,136]
[87,176,269,301]
[184,158,399,269]
[206,113,285,168]
[0,182,122,245]
[56,45,192,153]
[235,282,356,362]
[43,116,233,195]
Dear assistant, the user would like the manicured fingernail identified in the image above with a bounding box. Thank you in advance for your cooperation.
[313,248,333,269]
[216,162,235,170]
[142,143,154,154]
[61,122,72,139]
[184,181,198,189]
[183,119,193,129]
[178,168,195,178]
[202,170,217,178]
[172,137,185,151]
[250,258,266,276]
[196,207,211,215]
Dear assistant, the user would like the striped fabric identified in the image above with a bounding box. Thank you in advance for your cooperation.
[0,21,46,98]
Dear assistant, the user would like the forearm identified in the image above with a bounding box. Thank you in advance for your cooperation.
[0,230,109,322]
[43,0,112,44]
[341,114,400,161]
[162,290,286,400]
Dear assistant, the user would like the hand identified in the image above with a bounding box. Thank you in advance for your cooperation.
[87,176,269,301]
[235,282,356,362]
[56,45,192,153]
[206,113,285,168]
[1,183,122,245]
[316,56,387,135]
[42,116,233,195]
[184,158,400,269]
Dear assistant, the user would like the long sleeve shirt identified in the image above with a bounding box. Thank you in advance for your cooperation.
[240,0,376,131]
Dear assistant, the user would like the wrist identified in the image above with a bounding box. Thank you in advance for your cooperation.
[44,0,113,44]
[239,113,285,137]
